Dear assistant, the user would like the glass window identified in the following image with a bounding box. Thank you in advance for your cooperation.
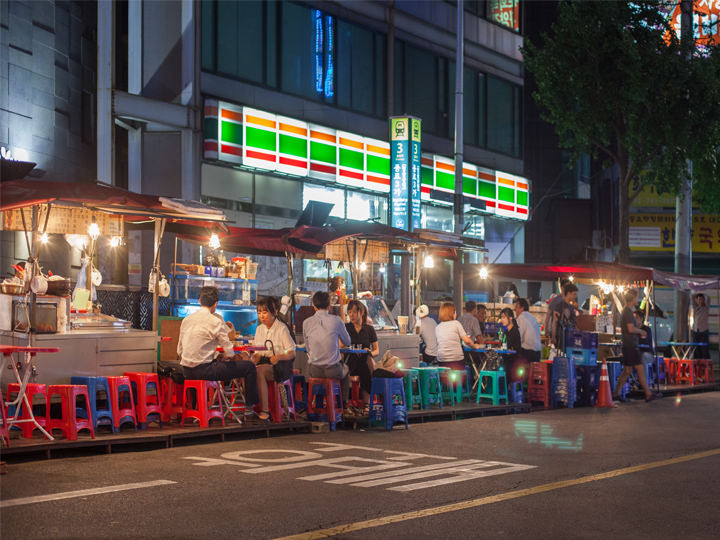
[337,20,375,115]
[201,0,215,71]
[303,184,346,219]
[347,191,388,224]
[216,1,239,76]
[487,75,514,156]
[280,2,316,99]
[266,1,278,88]
[255,174,303,210]
[487,0,520,32]
[404,44,438,134]
[422,204,454,233]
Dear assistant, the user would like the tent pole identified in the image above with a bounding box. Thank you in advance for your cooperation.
[152,218,166,333]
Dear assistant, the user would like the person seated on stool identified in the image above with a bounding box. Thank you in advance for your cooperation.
[415,304,438,364]
[249,296,296,421]
[435,302,481,371]
[514,298,542,364]
[178,286,260,419]
[303,291,352,414]
[345,299,379,408]
[500,307,527,384]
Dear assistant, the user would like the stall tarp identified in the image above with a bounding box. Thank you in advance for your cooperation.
[488,263,719,291]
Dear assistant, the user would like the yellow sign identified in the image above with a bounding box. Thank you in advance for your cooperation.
[2,206,124,236]
[629,213,720,253]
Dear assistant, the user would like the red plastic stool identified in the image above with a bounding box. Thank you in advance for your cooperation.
[106,376,138,432]
[695,359,714,383]
[181,380,225,427]
[160,377,184,423]
[124,372,163,429]
[348,375,363,409]
[665,358,679,384]
[46,385,95,441]
[6,383,48,438]
[0,385,8,446]
[528,361,551,408]
[307,378,343,430]
[676,359,695,385]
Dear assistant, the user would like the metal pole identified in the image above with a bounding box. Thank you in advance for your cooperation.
[97,0,114,185]
[452,0,464,314]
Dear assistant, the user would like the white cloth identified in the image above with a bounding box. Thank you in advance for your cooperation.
[178,306,235,368]
[418,316,438,356]
[517,311,542,352]
[435,320,467,362]
[253,319,295,357]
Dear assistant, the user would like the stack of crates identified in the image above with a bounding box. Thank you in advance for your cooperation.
[565,329,599,366]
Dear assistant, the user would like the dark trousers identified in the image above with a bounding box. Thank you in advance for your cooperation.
[692,330,710,359]
[183,359,259,407]
[521,348,541,364]
[422,352,438,365]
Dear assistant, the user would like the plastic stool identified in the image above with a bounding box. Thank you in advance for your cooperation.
[508,381,524,404]
[6,383,48,438]
[70,376,113,430]
[181,380,225,427]
[655,356,667,387]
[550,356,576,409]
[676,359,695,385]
[401,369,422,410]
[416,367,443,409]
[575,365,600,407]
[307,378,343,430]
[291,374,307,411]
[696,359,714,383]
[349,375,363,409]
[255,379,296,423]
[46,385,95,440]
[436,367,456,406]
[106,376,138,432]
[124,372,163,429]
[159,377,184,423]
[464,366,474,399]
[528,361,551,408]
[664,358,679,384]
[476,370,508,405]
[369,377,408,430]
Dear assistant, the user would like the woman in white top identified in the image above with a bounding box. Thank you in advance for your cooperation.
[434,302,481,371]
[250,297,296,420]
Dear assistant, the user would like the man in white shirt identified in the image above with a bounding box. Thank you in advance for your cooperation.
[415,304,438,364]
[514,298,542,363]
[692,293,710,359]
[178,286,259,412]
[303,291,352,406]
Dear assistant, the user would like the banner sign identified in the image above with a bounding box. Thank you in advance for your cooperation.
[410,118,422,231]
[390,117,411,230]
[629,213,720,253]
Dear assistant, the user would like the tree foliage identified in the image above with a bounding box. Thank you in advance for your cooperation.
[522,1,720,262]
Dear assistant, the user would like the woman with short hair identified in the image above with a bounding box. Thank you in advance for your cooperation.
[434,302,481,371]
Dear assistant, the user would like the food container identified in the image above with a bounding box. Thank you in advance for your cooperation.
[13,302,57,333]
[1,283,24,295]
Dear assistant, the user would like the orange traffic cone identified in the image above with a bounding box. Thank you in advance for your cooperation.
[595,359,615,408]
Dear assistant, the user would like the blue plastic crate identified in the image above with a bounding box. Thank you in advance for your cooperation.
[566,347,598,366]
[565,329,599,350]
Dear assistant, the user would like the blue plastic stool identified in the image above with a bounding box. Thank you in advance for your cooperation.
[550,356,576,408]
[464,366,474,399]
[606,361,630,400]
[369,377,408,430]
[508,381,524,404]
[655,356,666,387]
[476,370,508,405]
[416,367,443,409]
[307,378,343,430]
[401,368,422,409]
[70,376,114,430]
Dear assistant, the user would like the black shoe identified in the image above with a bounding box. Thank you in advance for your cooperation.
[645,393,661,402]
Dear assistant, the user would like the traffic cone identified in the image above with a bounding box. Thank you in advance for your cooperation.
[595,359,615,408]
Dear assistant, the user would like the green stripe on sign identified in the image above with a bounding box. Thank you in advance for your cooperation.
[339,148,363,170]
[204,117,218,140]
[463,177,476,196]
[498,186,515,204]
[517,191,528,206]
[421,166,433,186]
[279,134,307,158]
[221,120,243,146]
[479,181,495,199]
[310,141,336,164]
[245,126,276,152]
[366,154,389,176]
[436,170,454,190]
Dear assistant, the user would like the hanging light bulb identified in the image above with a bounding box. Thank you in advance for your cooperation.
[209,233,220,249]
[110,236,121,248]
[423,255,434,268]
[479,266,489,279]
[379,265,386,273]
[568,275,575,282]
[88,221,100,240]
[359,261,367,272]
[40,232,49,244]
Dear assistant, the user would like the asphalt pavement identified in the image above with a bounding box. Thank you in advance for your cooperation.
[2,391,719,540]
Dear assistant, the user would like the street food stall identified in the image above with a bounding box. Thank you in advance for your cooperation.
[0,180,228,386]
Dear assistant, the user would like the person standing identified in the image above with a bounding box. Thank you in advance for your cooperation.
[514,298,542,363]
[178,286,260,419]
[457,300,484,344]
[692,293,710,360]
[415,304,438,364]
[550,283,579,349]
[613,290,657,403]
[303,291,352,409]
[544,278,571,339]
[344,299,379,406]
[435,302,481,371]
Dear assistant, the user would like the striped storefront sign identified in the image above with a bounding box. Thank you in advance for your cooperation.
[277,116,308,176]
[421,154,434,200]
[203,98,219,160]
[515,178,529,218]
[309,124,337,182]
[462,163,478,198]
[337,131,365,189]
[495,171,518,218]
[434,155,455,194]
[477,166,497,214]
[364,137,391,193]
[243,107,277,170]
[218,101,244,164]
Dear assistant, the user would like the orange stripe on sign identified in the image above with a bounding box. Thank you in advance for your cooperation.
[516,182,528,191]
[339,137,364,150]
[478,172,495,182]
[246,114,276,129]
[497,177,515,188]
[205,106,219,117]
[310,130,336,143]
[436,161,454,172]
[279,123,307,137]
[221,109,243,123]
[421,157,434,167]
[366,144,390,156]
[463,168,476,178]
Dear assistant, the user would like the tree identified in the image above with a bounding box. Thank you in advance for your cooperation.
[522,1,720,262]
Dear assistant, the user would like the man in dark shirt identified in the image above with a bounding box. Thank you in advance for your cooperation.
[550,283,579,349]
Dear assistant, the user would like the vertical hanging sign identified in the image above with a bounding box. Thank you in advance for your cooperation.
[390,116,421,231]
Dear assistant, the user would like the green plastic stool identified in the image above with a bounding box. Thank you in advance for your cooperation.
[401,368,422,410]
[416,367,443,409]
[437,367,457,406]
[476,369,508,405]
[450,370,468,404]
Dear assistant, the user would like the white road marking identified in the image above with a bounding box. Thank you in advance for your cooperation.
[1,480,177,508]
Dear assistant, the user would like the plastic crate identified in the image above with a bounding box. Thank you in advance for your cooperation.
[565,329,599,350]
[566,347,598,366]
